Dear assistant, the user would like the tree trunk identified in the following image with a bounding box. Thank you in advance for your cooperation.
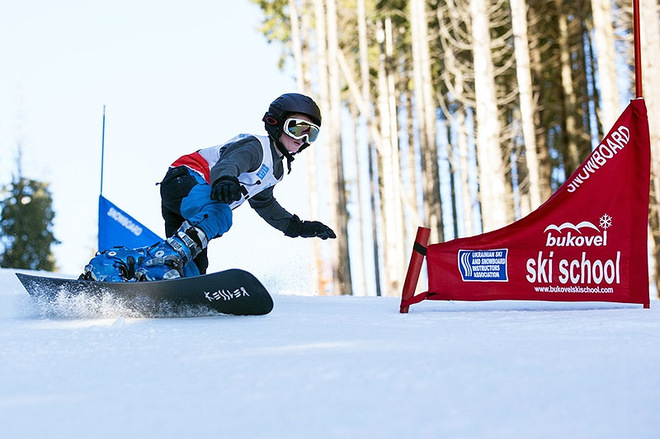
[510,0,542,212]
[590,0,620,129]
[376,17,405,297]
[470,0,509,231]
[288,0,323,295]
[556,0,581,173]
[325,0,353,295]
[411,0,443,243]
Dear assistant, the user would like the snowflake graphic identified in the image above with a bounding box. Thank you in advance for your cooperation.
[599,214,612,229]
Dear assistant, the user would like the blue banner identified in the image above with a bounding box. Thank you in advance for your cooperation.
[98,195,162,250]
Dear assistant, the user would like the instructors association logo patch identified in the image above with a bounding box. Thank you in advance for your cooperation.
[458,249,509,282]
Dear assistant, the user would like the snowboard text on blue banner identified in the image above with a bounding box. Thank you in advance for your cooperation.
[98,195,161,250]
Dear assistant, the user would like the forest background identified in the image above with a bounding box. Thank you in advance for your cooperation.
[2,0,659,299]
[249,0,660,297]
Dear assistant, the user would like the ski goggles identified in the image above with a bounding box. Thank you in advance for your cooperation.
[283,117,320,143]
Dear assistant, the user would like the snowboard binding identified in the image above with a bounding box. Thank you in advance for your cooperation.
[80,247,147,282]
[81,222,207,282]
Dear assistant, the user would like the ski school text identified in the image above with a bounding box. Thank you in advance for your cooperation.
[566,126,629,193]
[525,251,621,285]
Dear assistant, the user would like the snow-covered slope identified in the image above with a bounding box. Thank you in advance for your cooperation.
[1,268,659,438]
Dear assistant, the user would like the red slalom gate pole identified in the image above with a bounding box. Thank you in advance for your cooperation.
[400,227,431,313]
[633,0,642,98]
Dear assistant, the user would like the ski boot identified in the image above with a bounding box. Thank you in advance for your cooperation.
[135,221,207,281]
[80,246,147,282]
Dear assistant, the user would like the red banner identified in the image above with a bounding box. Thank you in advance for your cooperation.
[402,99,651,309]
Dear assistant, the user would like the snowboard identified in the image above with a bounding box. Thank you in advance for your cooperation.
[16,269,274,316]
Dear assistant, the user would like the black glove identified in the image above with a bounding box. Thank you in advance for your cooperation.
[284,215,337,240]
[211,176,242,204]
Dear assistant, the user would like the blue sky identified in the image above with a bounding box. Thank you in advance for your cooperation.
[0,0,319,287]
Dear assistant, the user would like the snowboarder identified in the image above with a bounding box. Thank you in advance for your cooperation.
[81,93,336,282]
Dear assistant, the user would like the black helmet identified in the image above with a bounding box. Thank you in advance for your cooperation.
[263,93,322,172]
[263,93,321,141]
[265,92,321,126]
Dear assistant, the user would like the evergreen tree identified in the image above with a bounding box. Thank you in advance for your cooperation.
[0,175,59,271]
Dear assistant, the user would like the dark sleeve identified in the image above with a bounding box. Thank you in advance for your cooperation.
[209,137,263,183]
[248,186,294,232]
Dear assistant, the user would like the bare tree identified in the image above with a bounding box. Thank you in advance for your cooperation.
[326,0,353,295]
[470,0,510,231]
[591,0,621,129]
[411,0,443,243]
[510,0,542,212]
